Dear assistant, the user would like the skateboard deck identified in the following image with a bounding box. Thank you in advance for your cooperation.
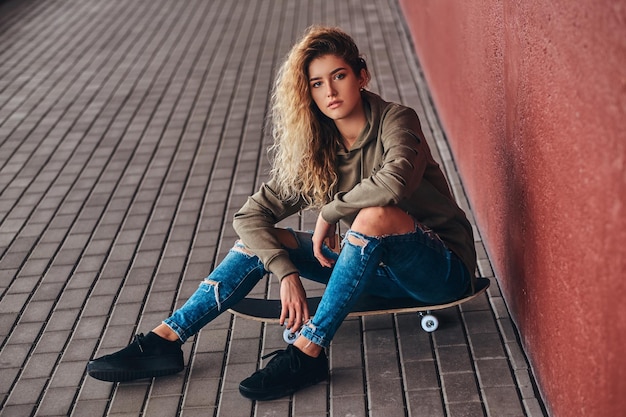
[229,277,490,334]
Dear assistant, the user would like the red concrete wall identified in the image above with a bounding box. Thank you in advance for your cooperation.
[399,1,626,416]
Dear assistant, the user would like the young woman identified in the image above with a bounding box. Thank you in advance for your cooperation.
[87,26,476,401]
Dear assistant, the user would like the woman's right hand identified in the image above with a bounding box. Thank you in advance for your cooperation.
[312,213,336,268]
[279,273,310,332]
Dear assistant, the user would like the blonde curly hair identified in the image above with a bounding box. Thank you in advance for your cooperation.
[268,26,370,208]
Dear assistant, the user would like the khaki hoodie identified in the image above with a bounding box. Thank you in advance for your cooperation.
[233,91,476,287]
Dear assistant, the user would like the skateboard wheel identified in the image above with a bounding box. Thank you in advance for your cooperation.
[283,328,299,344]
[420,314,439,332]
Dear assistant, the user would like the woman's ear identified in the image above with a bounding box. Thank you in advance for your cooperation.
[359,68,369,89]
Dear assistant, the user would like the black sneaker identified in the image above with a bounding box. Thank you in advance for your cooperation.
[239,344,329,401]
[87,332,184,382]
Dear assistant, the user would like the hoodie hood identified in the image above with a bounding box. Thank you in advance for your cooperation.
[337,90,385,153]
[334,91,389,193]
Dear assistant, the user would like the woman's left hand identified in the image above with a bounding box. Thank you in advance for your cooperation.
[279,273,309,332]
[312,214,336,268]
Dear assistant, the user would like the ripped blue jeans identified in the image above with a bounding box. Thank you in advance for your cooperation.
[163,227,471,346]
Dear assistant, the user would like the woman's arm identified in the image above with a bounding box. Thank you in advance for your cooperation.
[233,182,312,331]
[232,181,304,280]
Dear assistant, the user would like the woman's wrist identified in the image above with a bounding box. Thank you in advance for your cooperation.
[280,272,300,283]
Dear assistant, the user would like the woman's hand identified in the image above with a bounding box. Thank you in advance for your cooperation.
[279,273,310,332]
[312,213,336,268]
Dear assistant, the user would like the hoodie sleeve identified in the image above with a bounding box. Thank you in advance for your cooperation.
[232,180,305,280]
[321,105,428,224]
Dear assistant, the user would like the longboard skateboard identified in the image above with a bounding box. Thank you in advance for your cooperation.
[229,277,490,342]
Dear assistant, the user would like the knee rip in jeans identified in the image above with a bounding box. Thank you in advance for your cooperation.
[201,279,222,311]
[345,230,370,255]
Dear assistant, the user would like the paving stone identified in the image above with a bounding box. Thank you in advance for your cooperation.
[5,275,39,294]
[21,352,59,379]
[447,401,486,417]
[56,288,90,310]
[194,328,229,353]
[506,341,531,371]
[188,352,224,380]
[215,389,254,417]
[73,316,108,340]
[490,296,511,319]
[515,368,539,399]
[108,302,143,326]
[36,386,76,417]
[437,345,474,374]
[0,404,37,417]
[330,367,365,397]
[0,292,30,314]
[406,389,446,417]
[44,308,79,332]
[19,300,55,323]
[0,367,21,397]
[369,401,406,417]
[524,398,548,417]
[71,400,110,417]
[293,381,329,415]
[330,394,366,416]
[107,383,150,414]
[143,395,184,417]
[497,317,520,344]
[77,377,115,401]
[6,322,42,345]
[475,358,516,388]
[404,358,441,393]
[441,372,481,403]
[4,376,47,406]
[182,377,219,408]
[433,312,468,346]
[48,360,88,389]
[178,407,218,417]
[482,386,526,417]
[221,362,256,393]
[464,310,499,334]
[469,332,507,359]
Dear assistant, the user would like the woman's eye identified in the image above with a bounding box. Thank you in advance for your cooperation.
[311,81,322,88]
[335,73,346,80]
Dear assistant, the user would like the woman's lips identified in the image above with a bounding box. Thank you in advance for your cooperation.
[328,100,342,109]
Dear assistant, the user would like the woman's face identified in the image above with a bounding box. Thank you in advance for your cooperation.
[308,54,366,123]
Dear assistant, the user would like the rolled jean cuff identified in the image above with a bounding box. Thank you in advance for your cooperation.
[299,322,331,348]
[161,319,188,343]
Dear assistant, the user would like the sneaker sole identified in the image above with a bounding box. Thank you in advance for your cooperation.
[88,365,183,382]
[238,373,328,401]
[87,355,184,382]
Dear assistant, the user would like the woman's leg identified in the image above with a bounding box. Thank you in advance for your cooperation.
[159,228,340,342]
[296,206,415,355]
[160,242,267,342]
[238,207,417,400]
[88,233,295,382]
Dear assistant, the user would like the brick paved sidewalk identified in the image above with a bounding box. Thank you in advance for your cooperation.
[0,0,547,416]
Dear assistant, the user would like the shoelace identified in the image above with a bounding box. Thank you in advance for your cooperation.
[259,349,298,376]
[261,349,285,360]
[134,333,146,353]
